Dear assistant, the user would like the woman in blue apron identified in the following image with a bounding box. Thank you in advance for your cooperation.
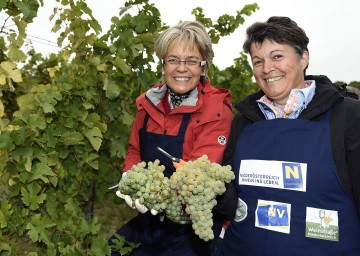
[215,16,360,255]
[109,20,233,256]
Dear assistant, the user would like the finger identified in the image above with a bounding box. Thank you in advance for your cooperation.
[124,195,135,209]
[116,190,125,199]
[135,199,148,213]
[150,209,159,215]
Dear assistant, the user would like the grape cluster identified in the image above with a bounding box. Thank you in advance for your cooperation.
[117,160,173,212]
[117,155,235,242]
[169,155,235,241]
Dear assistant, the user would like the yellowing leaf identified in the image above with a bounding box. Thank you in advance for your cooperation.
[0,100,4,118]
[0,61,23,85]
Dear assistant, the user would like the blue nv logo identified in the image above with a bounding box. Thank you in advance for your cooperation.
[257,204,289,227]
[282,162,303,189]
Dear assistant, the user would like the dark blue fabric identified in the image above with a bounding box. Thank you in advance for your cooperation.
[110,113,220,255]
[139,113,190,177]
[218,111,360,256]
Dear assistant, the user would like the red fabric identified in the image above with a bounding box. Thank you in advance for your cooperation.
[161,90,171,115]
[123,80,233,171]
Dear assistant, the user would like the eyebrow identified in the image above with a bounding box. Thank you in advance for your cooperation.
[166,54,200,59]
[251,49,284,60]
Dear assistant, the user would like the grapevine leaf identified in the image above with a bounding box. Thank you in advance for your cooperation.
[121,111,134,126]
[28,162,55,183]
[21,183,47,210]
[16,94,36,111]
[84,127,102,151]
[84,153,99,170]
[104,79,121,99]
[0,61,23,83]
[0,200,13,228]
[79,216,100,235]
[28,114,47,130]
[114,57,131,74]
[90,237,111,256]
[0,242,11,252]
[8,45,27,62]
[26,214,56,246]
[0,100,4,118]
[61,131,84,146]
[0,132,15,151]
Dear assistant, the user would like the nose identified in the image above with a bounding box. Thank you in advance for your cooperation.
[263,60,274,74]
[176,61,187,71]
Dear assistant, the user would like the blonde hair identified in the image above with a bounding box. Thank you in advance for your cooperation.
[154,20,213,79]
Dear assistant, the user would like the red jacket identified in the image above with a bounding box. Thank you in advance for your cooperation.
[123,80,233,171]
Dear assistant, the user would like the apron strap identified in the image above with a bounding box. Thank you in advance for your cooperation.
[142,113,191,137]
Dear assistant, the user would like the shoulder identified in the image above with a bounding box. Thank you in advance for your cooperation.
[200,81,232,111]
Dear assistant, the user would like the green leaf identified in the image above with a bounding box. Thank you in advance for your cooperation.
[8,44,27,62]
[26,214,56,246]
[79,216,100,235]
[90,237,111,256]
[28,114,47,130]
[84,127,102,151]
[0,200,13,229]
[21,183,47,210]
[0,242,11,252]
[121,111,134,126]
[84,153,99,170]
[61,131,84,146]
[104,79,121,99]
[0,132,15,151]
[28,162,55,183]
[114,57,131,74]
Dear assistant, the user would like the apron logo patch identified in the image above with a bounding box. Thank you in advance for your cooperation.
[305,207,339,242]
[218,135,226,145]
[234,198,248,222]
[255,199,291,234]
[239,159,307,192]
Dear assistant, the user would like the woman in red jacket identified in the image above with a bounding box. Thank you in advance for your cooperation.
[110,20,233,256]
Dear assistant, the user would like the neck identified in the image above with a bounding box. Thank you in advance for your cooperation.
[273,101,286,109]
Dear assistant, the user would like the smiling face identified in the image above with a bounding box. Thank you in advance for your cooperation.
[250,39,309,104]
[163,40,205,94]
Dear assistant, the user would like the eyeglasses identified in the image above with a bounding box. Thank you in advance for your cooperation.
[162,58,206,67]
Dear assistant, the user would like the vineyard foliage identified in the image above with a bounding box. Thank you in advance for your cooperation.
[0,0,259,255]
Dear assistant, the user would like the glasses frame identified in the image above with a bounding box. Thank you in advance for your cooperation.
[162,58,206,67]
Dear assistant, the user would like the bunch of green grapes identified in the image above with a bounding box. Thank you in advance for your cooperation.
[169,155,235,241]
[117,159,172,212]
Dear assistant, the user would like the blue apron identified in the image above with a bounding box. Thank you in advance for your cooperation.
[111,113,220,256]
[218,111,360,256]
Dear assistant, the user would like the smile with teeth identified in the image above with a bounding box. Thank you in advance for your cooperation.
[175,77,190,81]
[266,76,283,83]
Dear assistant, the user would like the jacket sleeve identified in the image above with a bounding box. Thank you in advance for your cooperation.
[343,99,360,218]
[331,98,360,219]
